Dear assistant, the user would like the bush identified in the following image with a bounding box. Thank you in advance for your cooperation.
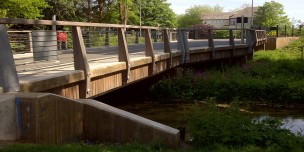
[150,37,304,104]
[188,102,304,150]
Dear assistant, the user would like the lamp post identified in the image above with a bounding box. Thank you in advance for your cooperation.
[140,1,142,35]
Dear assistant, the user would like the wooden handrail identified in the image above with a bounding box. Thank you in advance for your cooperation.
[0,18,160,30]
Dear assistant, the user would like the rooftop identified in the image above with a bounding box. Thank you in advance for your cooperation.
[201,7,259,20]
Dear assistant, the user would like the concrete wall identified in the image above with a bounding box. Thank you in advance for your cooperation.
[81,99,180,148]
[0,94,18,140]
[15,93,84,144]
[266,37,300,50]
[0,93,180,148]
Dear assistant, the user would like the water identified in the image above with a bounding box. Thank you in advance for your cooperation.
[256,115,304,136]
[116,102,304,138]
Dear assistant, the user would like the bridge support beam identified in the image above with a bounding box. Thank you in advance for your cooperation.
[0,25,20,93]
[144,29,155,74]
[208,29,215,59]
[229,29,235,57]
[163,29,172,68]
[118,28,130,84]
[246,29,257,60]
[177,30,189,63]
[72,26,91,98]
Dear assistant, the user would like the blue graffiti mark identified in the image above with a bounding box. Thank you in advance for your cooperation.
[15,97,21,130]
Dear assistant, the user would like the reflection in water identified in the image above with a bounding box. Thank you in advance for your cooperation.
[244,115,304,136]
[281,117,304,135]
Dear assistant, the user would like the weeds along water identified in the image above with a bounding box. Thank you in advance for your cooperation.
[151,37,304,104]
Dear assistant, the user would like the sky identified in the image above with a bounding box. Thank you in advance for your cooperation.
[166,0,303,22]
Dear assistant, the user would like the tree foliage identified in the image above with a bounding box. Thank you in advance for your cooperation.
[0,0,48,19]
[177,5,223,28]
[0,0,177,27]
[140,0,176,27]
[43,0,86,21]
[254,1,290,27]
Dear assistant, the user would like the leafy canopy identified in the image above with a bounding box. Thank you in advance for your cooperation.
[140,0,177,27]
[177,5,223,28]
[254,1,291,27]
[0,0,48,19]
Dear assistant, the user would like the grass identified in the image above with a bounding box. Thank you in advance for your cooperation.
[150,37,304,104]
[188,102,304,151]
[0,142,176,152]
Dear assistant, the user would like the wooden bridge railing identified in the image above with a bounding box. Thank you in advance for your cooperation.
[0,18,266,98]
[0,18,175,98]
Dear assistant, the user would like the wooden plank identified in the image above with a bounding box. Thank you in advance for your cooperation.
[117,28,130,84]
[0,24,20,92]
[72,26,91,98]
[144,29,155,75]
[0,18,160,30]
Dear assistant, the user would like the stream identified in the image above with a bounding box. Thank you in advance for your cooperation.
[115,102,304,139]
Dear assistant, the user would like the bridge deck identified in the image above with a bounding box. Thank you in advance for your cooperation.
[16,39,245,86]
[16,39,244,78]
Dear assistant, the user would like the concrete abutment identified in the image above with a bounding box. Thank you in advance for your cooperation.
[0,93,180,148]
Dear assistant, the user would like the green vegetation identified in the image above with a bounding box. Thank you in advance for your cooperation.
[151,37,304,104]
[0,142,172,152]
[254,1,292,36]
[188,102,304,151]
[1,0,176,28]
[0,0,48,19]
[177,5,223,28]
[255,1,290,28]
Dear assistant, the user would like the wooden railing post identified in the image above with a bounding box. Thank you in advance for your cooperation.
[276,25,279,37]
[28,32,33,52]
[118,28,130,84]
[163,29,172,68]
[246,29,257,53]
[144,29,155,74]
[153,31,158,42]
[208,29,215,59]
[0,25,20,92]
[177,29,189,63]
[105,29,110,46]
[229,29,235,57]
[135,31,139,44]
[72,26,91,98]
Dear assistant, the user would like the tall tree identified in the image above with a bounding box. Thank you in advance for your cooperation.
[229,3,251,12]
[92,0,120,23]
[254,1,290,27]
[140,0,177,27]
[0,0,48,19]
[43,0,84,21]
[118,0,133,25]
[177,5,223,28]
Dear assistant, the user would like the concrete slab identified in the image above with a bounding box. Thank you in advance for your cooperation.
[79,99,180,148]
[0,94,17,140]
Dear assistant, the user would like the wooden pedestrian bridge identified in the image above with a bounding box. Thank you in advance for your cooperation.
[0,18,267,148]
